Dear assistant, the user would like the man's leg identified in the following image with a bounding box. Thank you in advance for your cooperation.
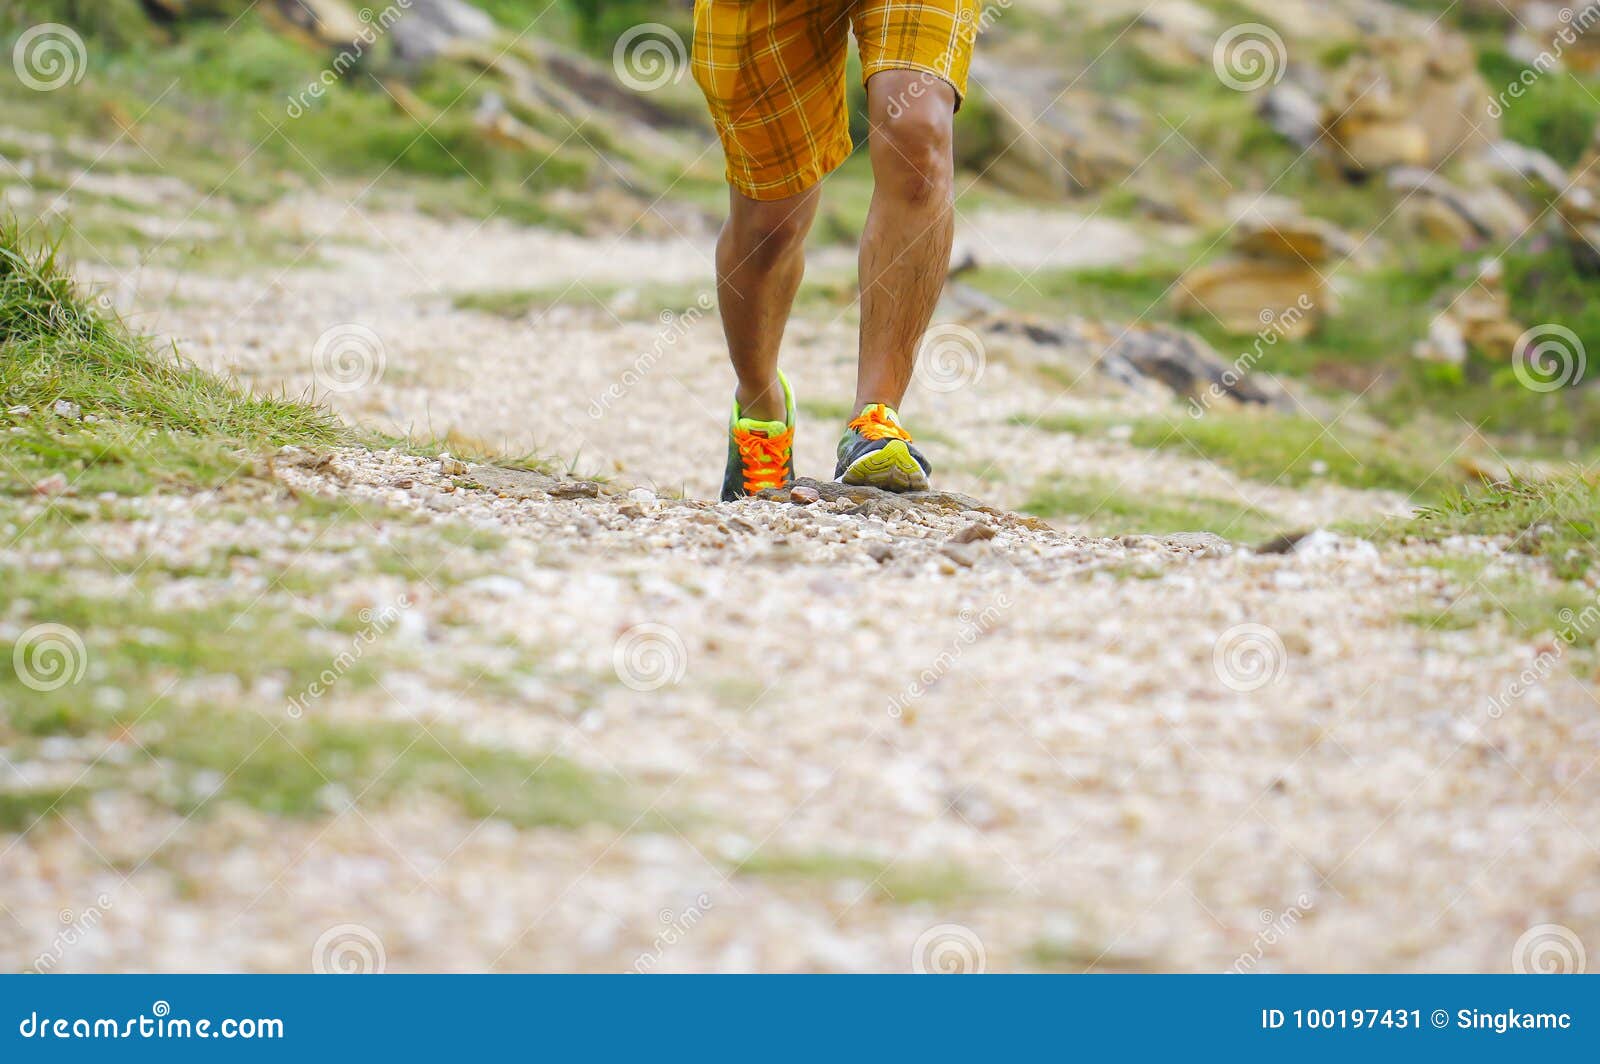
[855,71,957,411]
[716,185,822,422]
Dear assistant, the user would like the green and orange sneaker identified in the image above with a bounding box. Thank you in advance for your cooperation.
[720,371,796,502]
[833,403,931,492]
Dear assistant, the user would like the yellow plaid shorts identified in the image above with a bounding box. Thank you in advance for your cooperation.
[691,0,979,201]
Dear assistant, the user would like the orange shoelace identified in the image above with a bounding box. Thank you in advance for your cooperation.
[846,406,912,443]
[733,425,793,494]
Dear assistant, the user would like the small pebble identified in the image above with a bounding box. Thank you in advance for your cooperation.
[32,472,70,496]
[951,522,996,544]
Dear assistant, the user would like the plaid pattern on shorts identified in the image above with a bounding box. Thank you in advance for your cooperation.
[691,0,979,201]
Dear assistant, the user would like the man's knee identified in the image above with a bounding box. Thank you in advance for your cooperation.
[722,195,816,268]
[874,99,955,206]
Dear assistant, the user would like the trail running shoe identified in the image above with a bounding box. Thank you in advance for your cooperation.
[720,371,796,502]
[833,403,931,492]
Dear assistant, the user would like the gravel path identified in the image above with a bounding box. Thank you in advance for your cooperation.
[8,193,1599,973]
[98,196,1382,528]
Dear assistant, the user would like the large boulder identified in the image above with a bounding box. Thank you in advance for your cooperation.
[1389,166,1530,245]
[389,0,499,62]
[1258,82,1324,151]
[1171,205,1350,336]
[268,0,367,47]
[1413,259,1524,365]
[1323,33,1498,178]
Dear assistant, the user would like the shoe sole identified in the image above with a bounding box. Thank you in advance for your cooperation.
[837,440,929,493]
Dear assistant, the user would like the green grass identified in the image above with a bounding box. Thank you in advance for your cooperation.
[968,234,1599,461]
[1478,49,1600,166]
[0,7,662,236]
[452,280,716,321]
[0,221,561,494]
[1398,475,1600,580]
[1401,575,1598,638]
[1390,473,1600,664]
[734,849,980,906]
[1022,409,1465,499]
[0,555,647,832]
[452,275,858,322]
[0,211,647,837]
[0,219,347,494]
[0,785,89,833]
[1021,474,1281,540]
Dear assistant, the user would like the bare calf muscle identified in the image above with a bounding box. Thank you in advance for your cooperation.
[692,0,976,498]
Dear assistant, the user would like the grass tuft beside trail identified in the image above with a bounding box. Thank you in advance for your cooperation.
[1406,475,1600,580]
[0,219,654,838]
[0,219,347,494]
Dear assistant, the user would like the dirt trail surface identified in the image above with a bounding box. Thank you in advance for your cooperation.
[102,197,1374,527]
[9,194,1600,973]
